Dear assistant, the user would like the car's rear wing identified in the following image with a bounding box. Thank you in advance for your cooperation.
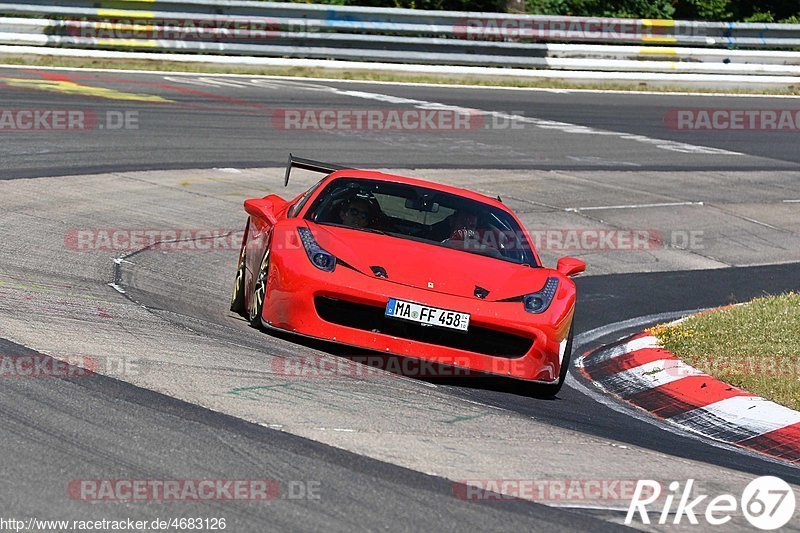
[284,153,351,187]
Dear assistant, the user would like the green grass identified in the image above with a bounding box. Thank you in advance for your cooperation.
[649,293,800,411]
[1,54,799,95]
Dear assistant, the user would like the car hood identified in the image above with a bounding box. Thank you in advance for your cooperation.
[309,223,551,301]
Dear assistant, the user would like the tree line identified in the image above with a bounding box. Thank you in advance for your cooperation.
[300,0,800,22]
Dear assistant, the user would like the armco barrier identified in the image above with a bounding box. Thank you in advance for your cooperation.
[0,1,799,82]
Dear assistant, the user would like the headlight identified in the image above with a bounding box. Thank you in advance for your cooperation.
[523,277,558,314]
[297,227,336,272]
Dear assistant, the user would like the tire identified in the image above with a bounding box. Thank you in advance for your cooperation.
[535,322,574,398]
[248,249,270,328]
[229,245,247,315]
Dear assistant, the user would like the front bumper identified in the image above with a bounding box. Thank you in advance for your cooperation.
[262,247,574,382]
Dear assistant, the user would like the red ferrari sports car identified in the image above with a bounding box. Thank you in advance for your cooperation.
[231,155,585,394]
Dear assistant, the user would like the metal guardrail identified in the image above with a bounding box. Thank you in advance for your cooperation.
[0,1,799,77]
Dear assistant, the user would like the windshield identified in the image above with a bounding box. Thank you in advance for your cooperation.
[304,177,538,266]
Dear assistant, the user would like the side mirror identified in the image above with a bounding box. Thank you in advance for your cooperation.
[556,257,586,277]
[244,195,286,225]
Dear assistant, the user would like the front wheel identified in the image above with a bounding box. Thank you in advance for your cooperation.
[230,246,247,315]
[535,323,574,398]
[248,249,270,328]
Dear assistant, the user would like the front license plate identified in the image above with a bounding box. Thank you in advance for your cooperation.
[385,298,470,331]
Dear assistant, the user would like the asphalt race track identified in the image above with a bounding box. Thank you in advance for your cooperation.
[0,65,799,531]
[3,67,800,180]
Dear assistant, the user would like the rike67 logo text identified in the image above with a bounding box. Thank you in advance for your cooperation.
[626,477,796,530]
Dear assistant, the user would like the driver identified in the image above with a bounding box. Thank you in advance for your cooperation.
[338,198,375,229]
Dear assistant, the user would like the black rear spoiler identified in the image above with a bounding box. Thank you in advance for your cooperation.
[284,153,350,187]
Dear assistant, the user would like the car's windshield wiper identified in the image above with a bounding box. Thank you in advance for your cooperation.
[361,227,390,236]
